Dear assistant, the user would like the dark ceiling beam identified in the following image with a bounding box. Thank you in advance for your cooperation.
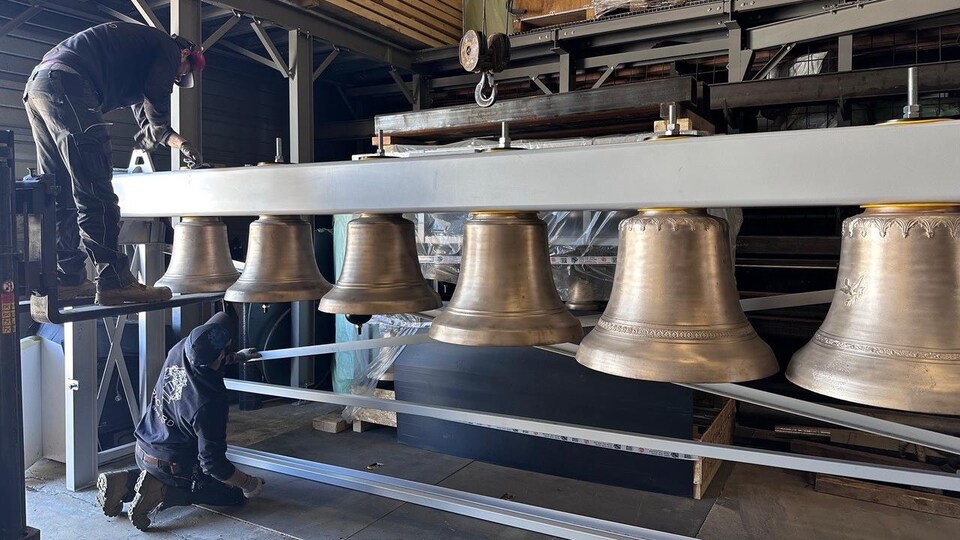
[204,0,413,70]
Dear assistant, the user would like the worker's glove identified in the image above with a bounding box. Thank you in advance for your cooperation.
[179,141,201,168]
[226,348,261,365]
[239,474,265,499]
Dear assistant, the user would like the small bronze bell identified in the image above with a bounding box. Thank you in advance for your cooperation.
[156,217,239,293]
[788,205,960,414]
[319,214,441,315]
[429,211,582,347]
[577,209,777,383]
[224,215,331,303]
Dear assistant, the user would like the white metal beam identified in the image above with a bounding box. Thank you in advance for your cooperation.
[112,120,960,217]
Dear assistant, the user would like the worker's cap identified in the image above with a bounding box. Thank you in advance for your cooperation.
[172,34,206,89]
[185,312,235,368]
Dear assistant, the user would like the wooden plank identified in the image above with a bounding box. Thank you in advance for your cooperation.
[378,0,461,38]
[392,0,462,27]
[516,7,594,32]
[354,389,398,429]
[789,439,944,472]
[313,411,349,433]
[347,0,460,41]
[336,0,458,43]
[318,0,450,46]
[815,475,960,519]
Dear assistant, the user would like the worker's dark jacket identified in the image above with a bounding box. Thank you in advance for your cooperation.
[40,21,181,148]
[135,313,237,482]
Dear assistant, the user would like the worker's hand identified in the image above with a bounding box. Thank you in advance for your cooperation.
[239,474,265,499]
[227,348,261,365]
[179,141,201,168]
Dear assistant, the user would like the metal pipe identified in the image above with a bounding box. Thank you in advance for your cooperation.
[904,66,921,119]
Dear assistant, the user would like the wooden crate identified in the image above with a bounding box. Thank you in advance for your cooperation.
[301,0,463,47]
[692,397,735,499]
[512,0,595,32]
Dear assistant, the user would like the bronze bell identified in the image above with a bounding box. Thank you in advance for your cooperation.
[224,215,331,303]
[565,275,600,311]
[577,209,777,382]
[429,211,583,346]
[788,205,960,414]
[319,214,441,315]
[156,217,239,293]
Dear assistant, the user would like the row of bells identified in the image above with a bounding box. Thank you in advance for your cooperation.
[156,205,960,415]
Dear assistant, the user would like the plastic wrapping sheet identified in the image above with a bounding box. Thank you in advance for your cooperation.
[339,315,430,423]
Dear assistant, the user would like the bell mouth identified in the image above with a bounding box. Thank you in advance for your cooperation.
[879,118,950,126]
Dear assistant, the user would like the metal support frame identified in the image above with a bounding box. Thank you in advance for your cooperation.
[0,3,42,40]
[289,29,317,389]
[97,4,143,26]
[64,320,98,491]
[96,315,140,425]
[136,243,166,416]
[531,75,553,95]
[557,49,575,93]
[251,19,289,78]
[752,43,794,80]
[837,34,853,72]
[202,11,241,51]
[313,47,340,82]
[389,68,416,105]
[219,41,281,72]
[171,0,202,171]
[130,0,166,32]
[591,65,617,89]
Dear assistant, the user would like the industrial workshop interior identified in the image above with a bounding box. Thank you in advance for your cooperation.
[5,0,960,539]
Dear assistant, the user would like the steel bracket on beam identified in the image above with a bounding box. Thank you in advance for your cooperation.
[251,19,290,77]
[313,47,340,82]
[130,0,166,33]
[202,11,242,51]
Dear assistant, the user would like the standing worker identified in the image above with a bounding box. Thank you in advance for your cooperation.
[96,311,266,530]
[22,22,205,305]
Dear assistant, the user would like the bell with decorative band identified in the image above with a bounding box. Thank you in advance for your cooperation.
[576,208,777,383]
[319,213,441,316]
[156,217,239,293]
[429,211,583,347]
[788,204,960,414]
[224,216,331,303]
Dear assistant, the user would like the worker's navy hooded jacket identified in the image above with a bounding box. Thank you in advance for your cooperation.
[135,312,237,482]
[40,22,181,148]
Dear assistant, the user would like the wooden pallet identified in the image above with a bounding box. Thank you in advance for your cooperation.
[300,0,462,47]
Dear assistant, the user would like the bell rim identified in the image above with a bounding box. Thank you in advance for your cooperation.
[224,280,332,303]
[787,341,960,415]
[319,289,441,315]
[429,310,583,347]
[155,273,240,293]
[576,325,778,383]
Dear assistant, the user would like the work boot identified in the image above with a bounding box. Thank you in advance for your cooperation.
[96,282,172,306]
[129,470,166,531]
[58,280,97,302]
[96,470,135,517]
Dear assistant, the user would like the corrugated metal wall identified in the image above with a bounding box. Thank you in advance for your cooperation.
[0,3,287,176]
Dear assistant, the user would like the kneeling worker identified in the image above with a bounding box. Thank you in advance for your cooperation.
[96,312,266,530]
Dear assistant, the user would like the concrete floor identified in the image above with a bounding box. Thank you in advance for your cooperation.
[25,401,960,539]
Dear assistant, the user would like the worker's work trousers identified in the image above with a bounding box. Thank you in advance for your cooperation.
[22,68,135,290]
[133,454,246,508]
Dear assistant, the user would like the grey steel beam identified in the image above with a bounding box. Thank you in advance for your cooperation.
[373,77,697,137]
[111,120,960,216]
[131,0,166,32]
[711,60,960,109]
[746,0,960,50]
[224,379,960,492]
[137,244,166,415]
[581,39,727,71]
[531,75,553,95]
[837,34,853,72]
[591,65,617,89]
[227,446,693,540]
[97,4,144,25]
[64,320,98,491]
[251,20,289,77]
[219,41,282,72]
[0,4,42,39]
[289,28,316,389]
[171,0,202,170]
[313,47,340,82]
[389,68,416,105]
[201,11,241,51]
[205,0,413,69]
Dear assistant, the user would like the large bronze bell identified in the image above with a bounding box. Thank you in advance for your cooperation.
[577,209,777,382]
[224,215,331,303]
[429,211,583,346]
[788,205,960,414]
[319,214,441,315]
[156,217,239,293]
